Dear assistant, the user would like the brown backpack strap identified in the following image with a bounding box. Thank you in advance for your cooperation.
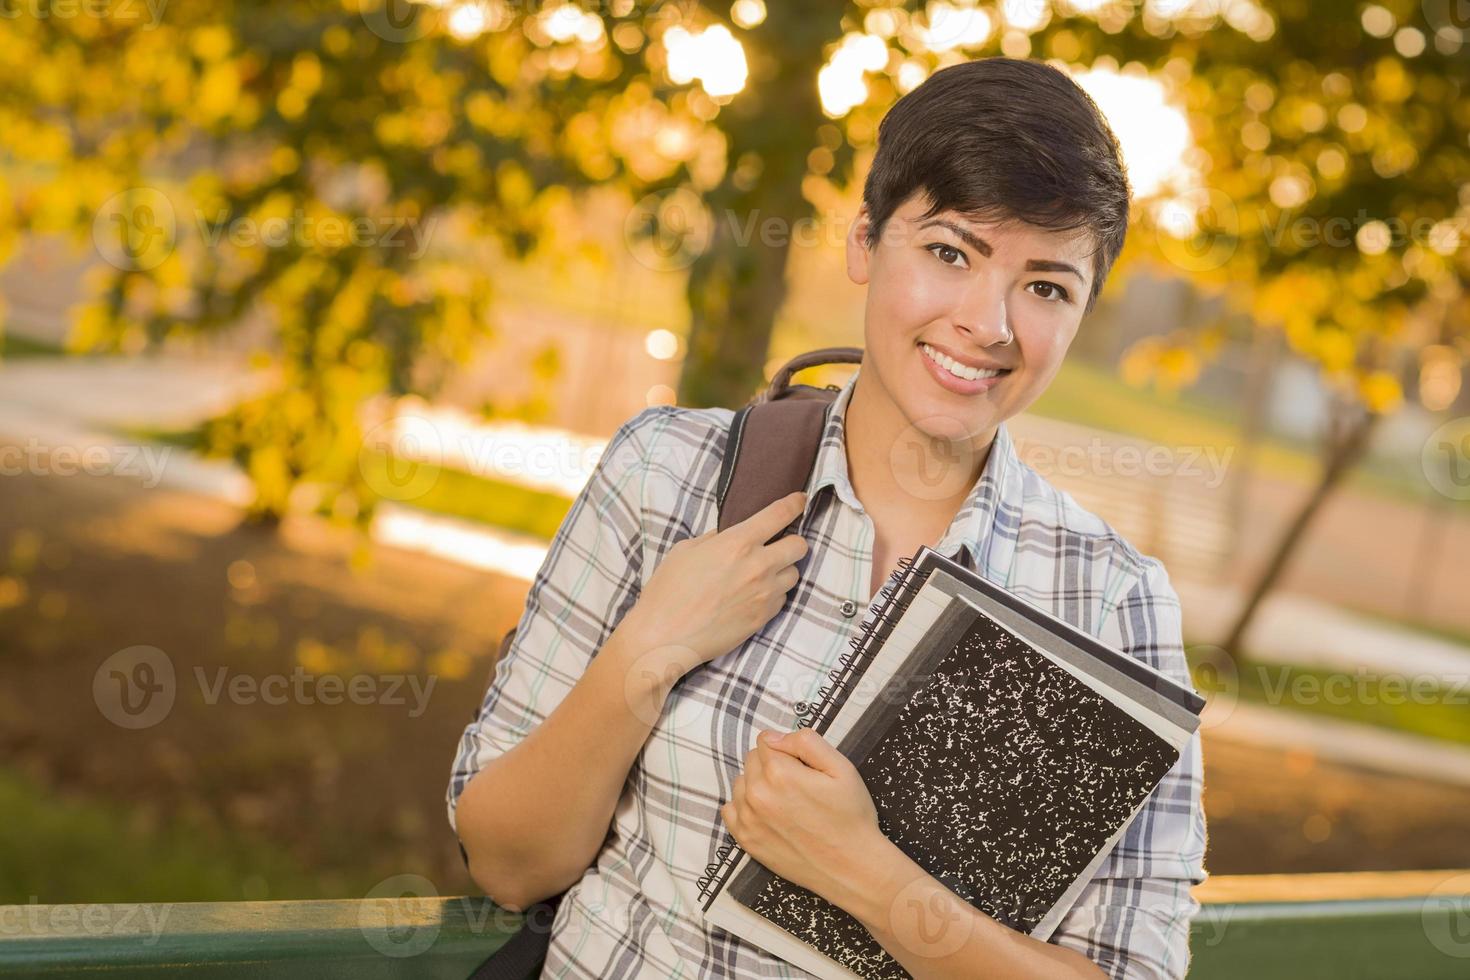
[464,347,862,978]
[755,346,864,404]
[716,347,862,535]
[488,346,861,670]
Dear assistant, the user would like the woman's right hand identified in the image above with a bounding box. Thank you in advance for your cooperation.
[614,491,810,690]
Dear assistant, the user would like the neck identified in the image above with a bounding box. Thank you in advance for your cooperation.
[844,369,998,516]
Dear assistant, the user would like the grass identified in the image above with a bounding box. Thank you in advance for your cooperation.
[358,449,570,540]
[1191,656,1470,748]
[1031,358,1246,449]
[0,332,64,359]
[0,769,355,904]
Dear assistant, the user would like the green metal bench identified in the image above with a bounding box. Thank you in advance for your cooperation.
[3,881,1467,978]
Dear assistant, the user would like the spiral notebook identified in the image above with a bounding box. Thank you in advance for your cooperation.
[697,546,1205,980]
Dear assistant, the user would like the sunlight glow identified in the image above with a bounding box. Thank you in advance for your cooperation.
[818,32,890,116]
[665,24,749,98]
[541,2,605,44]
[1145,0,1275,41]
[916,2,994,52]
[644,328,680,360]
[1072,67,1193,200]
[376,506,549,581]
[731,0,766,29]
[373,402,605,498]
[1000,0,1050,32]
[446,3,488,40]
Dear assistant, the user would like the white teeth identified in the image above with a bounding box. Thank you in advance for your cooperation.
[921,343,1004,381]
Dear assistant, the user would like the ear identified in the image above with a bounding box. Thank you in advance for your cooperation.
[845,204,873,286]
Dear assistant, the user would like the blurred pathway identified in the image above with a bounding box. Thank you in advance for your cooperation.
[4,360,1470,792]
[3,354,1469,685]
[1204,701,1470,789]
[1178,579,1470,679]
[0,353,269,430]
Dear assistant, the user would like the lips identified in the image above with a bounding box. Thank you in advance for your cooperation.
[917,341,1010,396]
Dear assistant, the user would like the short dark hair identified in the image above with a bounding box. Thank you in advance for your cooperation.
[862,57,1132,314]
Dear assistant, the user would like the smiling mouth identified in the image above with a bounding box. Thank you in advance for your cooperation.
[919,342,1011,381]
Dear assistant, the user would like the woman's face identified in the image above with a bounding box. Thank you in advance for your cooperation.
[846,191,1095,447]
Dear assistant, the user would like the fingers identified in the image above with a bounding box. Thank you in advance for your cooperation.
[762,531,808,570]
[744,743,765,784]
[730,491,806,546]
[744,736,800,794]
[763,728,843,776]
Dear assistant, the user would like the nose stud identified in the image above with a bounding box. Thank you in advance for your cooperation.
[991,299,1014,347]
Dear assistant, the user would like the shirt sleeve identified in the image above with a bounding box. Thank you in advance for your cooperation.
[1047,556,1209,980]
[445,406,664,835]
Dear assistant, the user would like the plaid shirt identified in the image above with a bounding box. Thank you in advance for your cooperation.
[448,368,1208,980]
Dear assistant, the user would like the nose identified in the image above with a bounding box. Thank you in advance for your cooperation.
[951,273,1011,348]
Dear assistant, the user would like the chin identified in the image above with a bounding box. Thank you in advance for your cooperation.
[895,388,994,444]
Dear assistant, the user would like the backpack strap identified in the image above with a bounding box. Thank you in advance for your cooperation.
[466,896,562,980]
[715,347,862,535]
[461,347,861,980]
[714,399,829,534]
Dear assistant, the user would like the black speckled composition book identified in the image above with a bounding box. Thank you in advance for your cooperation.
[698,547,1204,980]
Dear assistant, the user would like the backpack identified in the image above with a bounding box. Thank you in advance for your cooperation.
[463,346,863,980]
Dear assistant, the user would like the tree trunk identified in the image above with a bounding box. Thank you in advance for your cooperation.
[675,10,831,410]
[1221,403,1380,659]
[1225,327,1280,571]
[678,178,809,409]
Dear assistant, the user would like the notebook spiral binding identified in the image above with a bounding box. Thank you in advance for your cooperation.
[792,554,933,735]
[696,553,934,907]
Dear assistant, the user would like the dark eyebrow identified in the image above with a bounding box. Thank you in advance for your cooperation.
[1023,258,1086,282]
[919,218,1086,283]
[920,219,992,257]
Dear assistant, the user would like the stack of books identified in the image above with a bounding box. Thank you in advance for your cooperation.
[697,546,1204,980]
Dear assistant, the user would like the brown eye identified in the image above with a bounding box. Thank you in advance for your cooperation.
[926,243,967,268]
[1028,281,1070,303]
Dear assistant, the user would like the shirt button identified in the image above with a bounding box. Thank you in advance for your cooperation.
[839,599,858,618]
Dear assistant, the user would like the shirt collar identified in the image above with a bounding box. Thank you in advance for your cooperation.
[804,366,1021,574]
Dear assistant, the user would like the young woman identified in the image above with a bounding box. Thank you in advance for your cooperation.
[448,56,1206,980]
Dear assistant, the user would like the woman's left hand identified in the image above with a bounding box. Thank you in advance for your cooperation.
[721,727,883,900]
